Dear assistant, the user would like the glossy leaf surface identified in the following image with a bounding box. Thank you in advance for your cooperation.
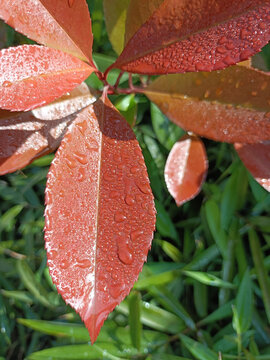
[0,0,95,64]
[45,95,156,343]
[0,83,96,175]
[235,142,270,192]
[144,66,270,143]
[0,45,93,111]
[165,135,208,206]
[103,0,130,54]
[113,0,270,74]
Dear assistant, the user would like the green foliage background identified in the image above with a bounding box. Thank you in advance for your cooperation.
[1,1,270,359]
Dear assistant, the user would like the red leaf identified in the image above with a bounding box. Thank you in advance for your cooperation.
[0,83,96,175]
[235,142,270,192]
[165,135,208,206]
[112,0,270,74]
[0,0,95,64]
[144,66,270,144]
[0,45,93,111]
[44,95,156,343]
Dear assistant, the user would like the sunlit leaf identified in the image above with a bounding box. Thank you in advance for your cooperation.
[44,94,156,343]
[0,0,95,64]
[103,0,130,54]
[0,83,96,175]
[124,0,163,45]
[235,142,270,192]
[0,45,93,111]
[144,66,270,143]
[165,135,208,206]
[112,0,270,74]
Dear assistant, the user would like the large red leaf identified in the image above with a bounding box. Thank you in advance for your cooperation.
[0,0,95,64]
[112,0,270,74]
[0,83,96,175]
[144,65,270,143]
[44,94,156,343]
[0,45,93,111]
[165,135,208,206]
[235,142,270,192]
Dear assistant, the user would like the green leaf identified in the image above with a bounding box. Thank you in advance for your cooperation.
[155,200,178,242]
[249,229,270,324]
[16,260,52,308]
[0,205,23,233]
[151,103,184,150]
[27,343,123,360]
[103,0,130,54]
[220,162,248,230]
[205,200,227,257]
[128,291,142,350]
[199,301,233,326]
[234,269,253,333]
[117,299,185,334]
[179,334,218,360]
[18,319,90,342]
[182,271,235,289]
[149,286,196,330]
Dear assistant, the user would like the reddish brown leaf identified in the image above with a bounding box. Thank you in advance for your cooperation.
[165,135,208,206]
[0,0,95,64]
[144,65,270,143]
[0,83,96,175]
[0,45,93,111]
[235,142,270,192]
[44,94,156,343]
[112,0,270,74]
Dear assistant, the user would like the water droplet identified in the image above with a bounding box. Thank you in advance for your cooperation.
[77,167,86,182]
[76,120,87,135]
[136,182,151,194]
[125,195,135,206]
[110,282,125,299]
[216,46,226,54]
[2,81,12,88]
[251,91,258,96]
[103,172,112,182]
[68,0,75,7]
[60,259,69,269]
[114,212,126,223]
[223,55,235,65]
[74,152,87,165]
[86,138,99,152]
[130,166,140,174]
[66,155,77,169]
[259,22,267,30]
[110,190,120,199]
[130,230,143,242]
[204,90,210,98]
[240,49,252,60]
[118,244,133,265]
[261,82,268,91]
[240,29,249,39]
[77,259,91,268]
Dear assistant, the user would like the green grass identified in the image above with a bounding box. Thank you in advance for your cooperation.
[1,2,270,359]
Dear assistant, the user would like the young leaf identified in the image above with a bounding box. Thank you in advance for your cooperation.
[235,142,270,192]
[44,94,156,344]
[165,135,208,206]
[0,0,95,64]
[0,83,96,175]
[144,66,270,143]
[103,0,130,54]
[112,0,270,74]
[0,45,93,111]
